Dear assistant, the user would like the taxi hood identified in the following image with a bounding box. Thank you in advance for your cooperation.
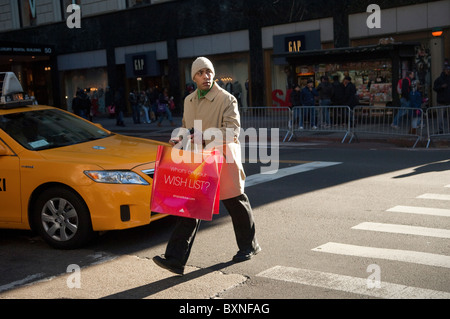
[39,134,166,170]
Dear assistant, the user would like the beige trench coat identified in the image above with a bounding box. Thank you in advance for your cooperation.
[182,83,245,200]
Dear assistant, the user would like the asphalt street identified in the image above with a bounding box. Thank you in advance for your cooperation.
[1,116,449,313]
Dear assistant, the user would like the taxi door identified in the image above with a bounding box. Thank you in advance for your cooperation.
[0,140,21,223]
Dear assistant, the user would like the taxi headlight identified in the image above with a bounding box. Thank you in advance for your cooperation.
[84,170,149,185]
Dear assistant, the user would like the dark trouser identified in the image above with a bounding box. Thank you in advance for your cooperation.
[164,193,257,266]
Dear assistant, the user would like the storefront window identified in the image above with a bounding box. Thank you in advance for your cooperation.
[63,67,108,113]
[283,60,393,106]
[271,64,295,107]
[333,61,392,105]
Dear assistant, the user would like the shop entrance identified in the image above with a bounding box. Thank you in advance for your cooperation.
[0,41,55,106]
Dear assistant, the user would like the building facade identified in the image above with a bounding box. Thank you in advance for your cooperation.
[0,0,449,112]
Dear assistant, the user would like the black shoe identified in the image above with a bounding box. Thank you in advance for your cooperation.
[152,255,184,275]
[232,245,261,263]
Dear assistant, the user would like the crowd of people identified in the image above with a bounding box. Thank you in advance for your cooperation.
[289,75,358,129]
[287,63,450,133]
[71,62,450,134]
[71,86,177,127]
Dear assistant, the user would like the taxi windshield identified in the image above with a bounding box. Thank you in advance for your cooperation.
[0,108,111,150]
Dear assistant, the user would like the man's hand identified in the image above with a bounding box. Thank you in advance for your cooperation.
[190,127,203,145]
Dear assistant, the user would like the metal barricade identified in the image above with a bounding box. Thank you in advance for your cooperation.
[238,105,450,148]
[288,105,351,143]
[351,105,425,148]
[239,106,291,141]
[425,105,450,148]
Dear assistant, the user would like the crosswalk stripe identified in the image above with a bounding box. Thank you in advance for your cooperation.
[386,205,450,217]
[445,185,450,188]
[417,193,450,201]
[352,222,450,239]
[256,266,450,299]
[312,242,450,268]
[245,161,341,187]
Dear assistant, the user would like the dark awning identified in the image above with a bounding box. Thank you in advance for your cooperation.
[276,42,419,65]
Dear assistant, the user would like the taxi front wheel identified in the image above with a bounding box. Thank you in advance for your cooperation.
[32,187,95,249]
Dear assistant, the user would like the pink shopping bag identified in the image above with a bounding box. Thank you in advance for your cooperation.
[150,145,223,221]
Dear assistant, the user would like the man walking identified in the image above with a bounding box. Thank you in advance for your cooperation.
[153,57,261,275]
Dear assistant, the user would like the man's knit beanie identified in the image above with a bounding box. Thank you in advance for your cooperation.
[191,57,215,80]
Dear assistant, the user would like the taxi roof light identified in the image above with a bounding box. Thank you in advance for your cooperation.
[0,72,35,109]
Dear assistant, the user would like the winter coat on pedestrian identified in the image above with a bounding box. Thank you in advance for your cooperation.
[317,81,334,100]
[183,82,245,200]
[343,81,358,109]
[331,80,345,105]
[433,71,450,104]
[300,86,318,106]
[289,86,302,107]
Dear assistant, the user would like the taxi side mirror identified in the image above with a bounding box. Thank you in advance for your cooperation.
[0,142,14,156]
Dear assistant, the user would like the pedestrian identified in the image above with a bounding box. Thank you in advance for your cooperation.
[80,89,91,121]
[129,89,141,124]
[331,75,345,126]
[152,57,261,275]
[71,88,83,116]
[148,87,159,122]
[140,90,151,124]
[331,76,345,106]
[98,88,105,114]
[392,71,414,129]
[90,90,99,118]
[105,86,114,118]
[343,76,358,127]
[289,84,301,128]
[299,79,318,129]
[317,76,333,127]
[432,64,450,133]
[114,87,126,127]
[157,88,175,127]
[409,80,423,134]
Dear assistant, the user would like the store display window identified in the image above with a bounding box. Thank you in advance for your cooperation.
[289,60,394,106]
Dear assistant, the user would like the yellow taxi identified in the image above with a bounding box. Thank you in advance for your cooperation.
[0,72,168,249]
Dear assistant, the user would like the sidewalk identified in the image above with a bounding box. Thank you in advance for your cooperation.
[92,115,450,148]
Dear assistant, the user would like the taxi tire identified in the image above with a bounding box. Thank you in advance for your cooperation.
[32,187,95,249]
